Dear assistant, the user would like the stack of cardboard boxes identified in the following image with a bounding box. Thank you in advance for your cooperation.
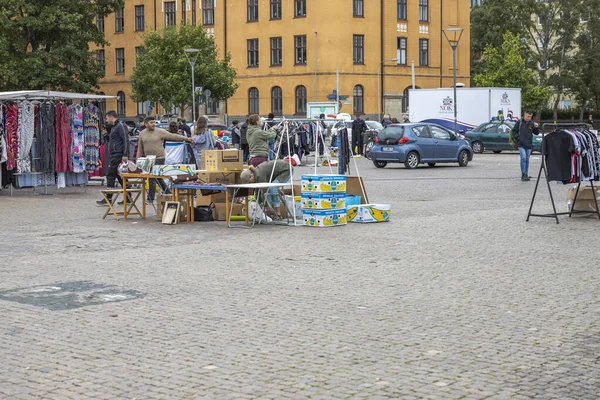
[301,174,348,227]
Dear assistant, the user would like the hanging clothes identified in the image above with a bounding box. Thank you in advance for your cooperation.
[68,103,85,173]
[36,102,56,174]
[16,100,35,173]
[0,105,6,165]
[83,104,100,171]
[55,102,71,173]
[5,103,19,171]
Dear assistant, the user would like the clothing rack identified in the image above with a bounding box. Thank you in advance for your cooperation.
[526,123,600,224]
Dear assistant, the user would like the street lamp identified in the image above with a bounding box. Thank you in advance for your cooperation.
[184,48,201,128]
[443,27,464,135]
[378,58,398,122]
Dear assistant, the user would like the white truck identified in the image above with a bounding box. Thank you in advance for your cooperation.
[408,87,522,132]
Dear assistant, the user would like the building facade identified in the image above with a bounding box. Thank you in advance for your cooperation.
[94,0,471,122]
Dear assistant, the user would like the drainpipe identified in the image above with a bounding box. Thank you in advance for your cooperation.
[224,0,228,117]
[154,0,157,30]
[380,0,384,117]
[439,0,443,87]
[314,31,318,102]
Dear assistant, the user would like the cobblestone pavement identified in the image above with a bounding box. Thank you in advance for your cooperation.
[1,153,599,399]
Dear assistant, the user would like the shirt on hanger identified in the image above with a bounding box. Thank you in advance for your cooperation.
[542,131,575,182]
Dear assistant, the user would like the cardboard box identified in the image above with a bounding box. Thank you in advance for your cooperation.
[301,174,347,193]
[203,150,244,171]
[152,164,196,176]
[301,193,346,210]
[196,191,226,206]
[346,176,368,204]
[567,186,600,217]
[213,203,245,221]
[302,209,347,227]
[347,204,391,223]
[196,170,240,184]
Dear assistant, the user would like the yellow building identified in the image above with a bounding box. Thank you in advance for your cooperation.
[94,0,471,122]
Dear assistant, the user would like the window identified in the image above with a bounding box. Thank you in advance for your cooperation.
[207,96,219,115]
[479,123,498,133]
[115,9,124,32]
[98,93,106,115]
[247,39,259,67]
[411,125,431,138]
[397,0,407,20]
[379,126,405,144]
[117,91,126,116]
[294,35,307,65]
[137,101,146,116]
[402,86,419,113]
[135,47,144,65]
[419,39,428,66]
[270,0,282,19]
[270,37,282,66]
[419,0,428,22]
[116,48,125,73]
[353,35,364,64]
[165,2,176,26]
[430,126,451,140]
[182,0,187,25]
[248,0,258,22]
[249,87,259,114]
[295,86,307,115]
[192,0,197,26]
[203,0,214,25]
[135,5,144,31]
[295,0,306,17]
[353,85,364,114]
[397,37,407,65]
[271,86,283,115]
[96,15,104,33]
[96,50,105,73]
[353,0,364,17]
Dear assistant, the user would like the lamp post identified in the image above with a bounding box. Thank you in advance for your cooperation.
[184,48,201,127]
[443,27,464,135]
[377,58,398,123]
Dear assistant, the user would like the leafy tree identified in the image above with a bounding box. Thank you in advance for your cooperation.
[130,25,238,116]
[474,32,550,115]
[0,0,124,92]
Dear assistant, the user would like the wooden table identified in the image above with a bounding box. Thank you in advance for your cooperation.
[120,173,165,220]
[172,183,227,223]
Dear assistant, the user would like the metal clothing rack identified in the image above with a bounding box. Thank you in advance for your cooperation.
[526,123,600,224]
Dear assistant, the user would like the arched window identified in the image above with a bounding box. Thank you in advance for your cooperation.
[271,86,282,115]
[117,91,126,116]
[402,86,420,113]
[248,87,259,114]
[295,85,306,115]
[353,85,364,115]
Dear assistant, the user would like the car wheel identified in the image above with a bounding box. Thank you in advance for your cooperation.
[428,163,436,167]
[404,151,420,169]
[493,150,502,154]
[365,142,373,160]
[472,141,484,153]
[458,150,469,167]
[373,160,387,168]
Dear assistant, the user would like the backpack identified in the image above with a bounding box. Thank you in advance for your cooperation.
[509,120,520,149]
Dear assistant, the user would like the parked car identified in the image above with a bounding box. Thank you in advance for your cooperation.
[330,120,383,146]
[208,123,228,137]
[370,123,473,169]
[466,121,542,153]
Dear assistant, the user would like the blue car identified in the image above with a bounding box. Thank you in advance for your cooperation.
[371,123,473,169]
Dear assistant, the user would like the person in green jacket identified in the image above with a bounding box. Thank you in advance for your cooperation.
[246,113,277,167]
[240,160,292,208]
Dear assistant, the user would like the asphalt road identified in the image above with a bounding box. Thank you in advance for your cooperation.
[1,152,599,399]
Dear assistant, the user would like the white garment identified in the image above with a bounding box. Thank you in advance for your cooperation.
[57,172,66,189]
[165,141,186,165]
[17,100,35,173]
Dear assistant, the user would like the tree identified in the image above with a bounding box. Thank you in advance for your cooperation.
[130,25,238,116]
[0,0,124,92]
[474,32,550,114]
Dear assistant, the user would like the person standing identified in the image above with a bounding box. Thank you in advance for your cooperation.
[137,117,193,203]
[179,119,192,137]
[96,110,129,205]
[381,114,393,127]
[351,114,367,156]
[133,118,145,136]
[240,118,250,162]
[587,114,595,129]
[247,114,277,167]
[190,116,217,169]
[265,113,277,160]
[511,111,540,181]
[230,120,241,149]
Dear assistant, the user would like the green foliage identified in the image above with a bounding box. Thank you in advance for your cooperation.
[130,25,238,112]
[0,0,124,92]
[474,32,551,114]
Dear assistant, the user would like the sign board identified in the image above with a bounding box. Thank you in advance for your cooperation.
[307,102,339,119]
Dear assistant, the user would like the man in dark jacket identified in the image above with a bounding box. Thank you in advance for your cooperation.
[97,110,129,205]
[511,111,540,181]
[230,120,241,149]
[351,115,368,156]
[240,118,250,162]
[179,119,192,137]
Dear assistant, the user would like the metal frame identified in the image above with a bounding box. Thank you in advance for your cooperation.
[526,123,600,224]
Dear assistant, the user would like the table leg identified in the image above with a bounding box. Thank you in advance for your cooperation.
[187,190,193,222]
[225,189,231,227]
[245,195,249,226]
[123,177,128,221]
[142,177,147,219]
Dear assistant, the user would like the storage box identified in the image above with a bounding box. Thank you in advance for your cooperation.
[301,174,347,193]
[302,209,347,227]
[567,186,600,217]
[202,150,244,171]
[347,204,391,223]
[285,195,303,218]
[152,164,196,176]
[196,170,241,184]
[213,203,245,221]
[196,191,226,206]
[301,193,346,210]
